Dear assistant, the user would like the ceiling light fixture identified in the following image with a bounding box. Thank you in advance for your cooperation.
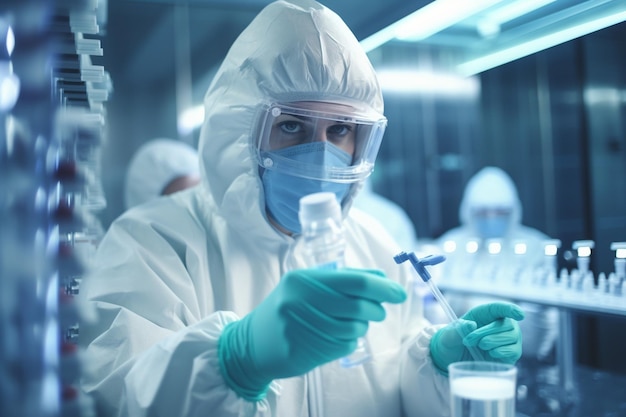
[395,0,503,40]
[457,7,626,76]
[484,0,557,26]
[377,69,480,97]
[177,104,204,136]
[361,0,626,78]
[477,0,557,37]
[360,0,503,52]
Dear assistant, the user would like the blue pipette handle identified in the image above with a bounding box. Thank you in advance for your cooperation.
[394,251,486,361]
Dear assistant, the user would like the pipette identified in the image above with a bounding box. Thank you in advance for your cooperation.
[393,251,485,361]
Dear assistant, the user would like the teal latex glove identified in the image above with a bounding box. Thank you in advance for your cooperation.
[218,267,407,401]
[430,302,525,374]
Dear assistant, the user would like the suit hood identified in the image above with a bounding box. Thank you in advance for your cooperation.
[197,0,383,235]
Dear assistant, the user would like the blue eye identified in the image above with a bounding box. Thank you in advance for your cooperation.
[278,121,303,133]
[327,124,352,137]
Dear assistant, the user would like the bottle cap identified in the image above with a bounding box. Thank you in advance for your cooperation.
[299,192,341,226]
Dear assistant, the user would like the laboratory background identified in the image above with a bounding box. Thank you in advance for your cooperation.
[1,0,625,416]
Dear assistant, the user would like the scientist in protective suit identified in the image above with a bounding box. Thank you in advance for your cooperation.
[439,166,550,256]
[438,166,558,363]
[80,1,525,416]
[437,166,559,414]
[352,178,419,251]
[124,138,201,210]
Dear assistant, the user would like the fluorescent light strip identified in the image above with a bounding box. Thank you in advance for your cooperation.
[395,0,503,40]
[177,104,204,135]
[6,26,15,56]
[360,0,503,52]
[584,87,626,105]
[360,25,400,53]
[485,0,556,25]
[457,10,626,76]
[377,69,480,96]
[477,0,557,37]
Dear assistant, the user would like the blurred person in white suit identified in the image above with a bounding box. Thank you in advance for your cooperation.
[352,178,419,251]
[124,138,201,210]
[438,166,559,414]
[437,166,558,363]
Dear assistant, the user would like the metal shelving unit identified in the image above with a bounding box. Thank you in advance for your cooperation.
[1,1,109,416]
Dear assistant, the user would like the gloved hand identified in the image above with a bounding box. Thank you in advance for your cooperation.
[218,267,407,400]
[430,302,525,375]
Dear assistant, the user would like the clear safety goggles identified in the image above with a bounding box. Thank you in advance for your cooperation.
[255,102,387,182]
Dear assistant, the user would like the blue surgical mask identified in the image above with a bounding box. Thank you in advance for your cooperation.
[261,142,352,234]
[474,216,511,239]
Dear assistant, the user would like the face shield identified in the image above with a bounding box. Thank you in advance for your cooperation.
[254,102,387,183]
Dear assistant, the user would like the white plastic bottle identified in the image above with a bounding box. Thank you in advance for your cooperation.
[298,192,371,367]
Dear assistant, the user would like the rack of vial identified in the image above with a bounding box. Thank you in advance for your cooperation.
[0,1,109,416]
[435,237,626,413]
[437,238,626,317]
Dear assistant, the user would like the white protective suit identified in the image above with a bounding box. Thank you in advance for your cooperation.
[124,138,200,209]
[352,179,419,251]
[80,1,450,417]
[437,166,558,361]
[440,166,548,250]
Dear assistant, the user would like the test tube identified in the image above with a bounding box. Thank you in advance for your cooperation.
[572,240,594,276]
[464,237,480,280]
[611,242,626,281]
[441,239,457,278]
[511,239,528,283]
[394,251,486,361]
[543,239,561,273]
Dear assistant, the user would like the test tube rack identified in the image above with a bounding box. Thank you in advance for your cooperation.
[438,239,626,317]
